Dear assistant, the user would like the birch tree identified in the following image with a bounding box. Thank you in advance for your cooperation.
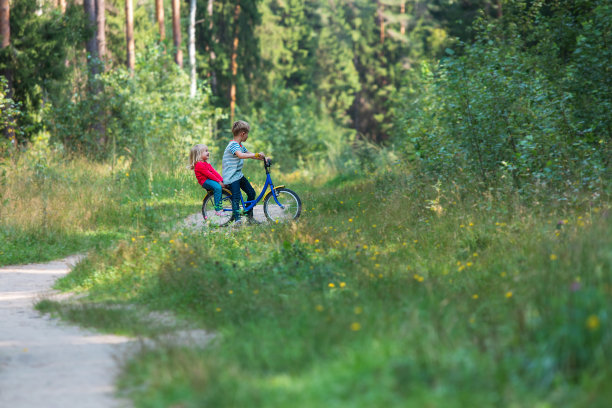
[189,0,196,97]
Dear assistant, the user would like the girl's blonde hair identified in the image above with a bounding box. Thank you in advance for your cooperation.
[188,144,208,170]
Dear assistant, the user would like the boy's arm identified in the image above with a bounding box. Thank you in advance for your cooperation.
[235,151,265,160]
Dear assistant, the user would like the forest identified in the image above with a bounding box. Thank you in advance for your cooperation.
[1,0,611,406]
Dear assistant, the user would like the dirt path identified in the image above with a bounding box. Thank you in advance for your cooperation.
[0,255,131,408]
[180,204,267,229]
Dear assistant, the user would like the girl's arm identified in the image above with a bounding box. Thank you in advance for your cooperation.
[201,164,223,183]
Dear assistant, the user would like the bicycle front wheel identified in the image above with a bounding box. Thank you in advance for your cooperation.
[263,188,302,222]
[202,190,233,227]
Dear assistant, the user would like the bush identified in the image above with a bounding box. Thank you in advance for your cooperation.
[239,85,356,172]
[48,44,222,172]
[393,1,611,197]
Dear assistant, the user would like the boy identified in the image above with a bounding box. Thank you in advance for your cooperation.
[222,120,267,224]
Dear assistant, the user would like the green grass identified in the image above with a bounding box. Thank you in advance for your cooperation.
[0,154,208,266]
[49,164,612,407]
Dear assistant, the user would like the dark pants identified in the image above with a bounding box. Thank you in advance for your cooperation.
[228,176,256,220]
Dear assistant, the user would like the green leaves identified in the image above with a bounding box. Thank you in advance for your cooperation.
[392,0,611,197]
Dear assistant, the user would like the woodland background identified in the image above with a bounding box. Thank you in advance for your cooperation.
[0,0,609,191]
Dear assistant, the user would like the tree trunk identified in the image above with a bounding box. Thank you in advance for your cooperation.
[125,0,135,71]
[172,0,183,67]
[230,1,241,123]
[58,0,66,13]
[96,0,106,70]
[155,0,165,41]
[0,0,15,145]
[83,0,100,76]
[378,2,385,44]
[400,2,405,35]
[189,0,196,98]
[497,0,503,18]
[207,0,217,94]
[0,0,8,49]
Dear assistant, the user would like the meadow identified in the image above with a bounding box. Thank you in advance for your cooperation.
[32,160,612,407]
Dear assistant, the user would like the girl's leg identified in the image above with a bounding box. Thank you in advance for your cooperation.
[202,180,223,210]
[239,177,256,218]
[228,179,242,220]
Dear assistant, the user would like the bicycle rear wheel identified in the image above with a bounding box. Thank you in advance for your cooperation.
[263,188,302,222]
[202,190,233,226]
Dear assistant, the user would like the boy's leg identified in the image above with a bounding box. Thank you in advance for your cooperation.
[239,177,257,219]
[202,180,223,210]
[227,179,242,220]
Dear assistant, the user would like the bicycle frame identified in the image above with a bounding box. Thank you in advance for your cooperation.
[223,161,285,213]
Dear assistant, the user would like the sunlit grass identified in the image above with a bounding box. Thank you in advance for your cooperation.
[0,153,206,265]
[45,162,612,407]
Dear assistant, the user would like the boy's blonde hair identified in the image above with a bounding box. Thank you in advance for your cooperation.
[188,144,208,170]
[232,120,250,136]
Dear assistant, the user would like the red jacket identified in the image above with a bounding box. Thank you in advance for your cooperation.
[194,161,223,185]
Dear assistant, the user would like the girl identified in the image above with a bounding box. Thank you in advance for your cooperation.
[189,144,224,217]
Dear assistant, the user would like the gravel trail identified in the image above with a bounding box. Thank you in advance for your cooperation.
[0,255,131,408]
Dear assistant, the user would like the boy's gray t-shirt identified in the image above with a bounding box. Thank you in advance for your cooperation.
[222,141,249,184]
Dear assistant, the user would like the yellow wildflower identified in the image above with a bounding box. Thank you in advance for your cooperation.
[586,315,600,331]
[350,322,361,331]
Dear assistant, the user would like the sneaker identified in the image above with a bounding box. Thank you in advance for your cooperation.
[233,218,244,226]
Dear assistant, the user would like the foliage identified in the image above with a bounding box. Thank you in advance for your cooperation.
[0,76,22,151]
[0,0,87,141]
[48,45,221,170]
[239,85,355,172]
[394,0,611,195]
[196,0,262,107]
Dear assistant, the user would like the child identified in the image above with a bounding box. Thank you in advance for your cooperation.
[189,144,224,217]
[222,120,266,224]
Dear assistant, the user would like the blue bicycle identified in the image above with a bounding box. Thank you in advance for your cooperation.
[202,159,302,226]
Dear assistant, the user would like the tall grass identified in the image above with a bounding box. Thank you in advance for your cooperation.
[0,150,203,265]
[49,163,612,407]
